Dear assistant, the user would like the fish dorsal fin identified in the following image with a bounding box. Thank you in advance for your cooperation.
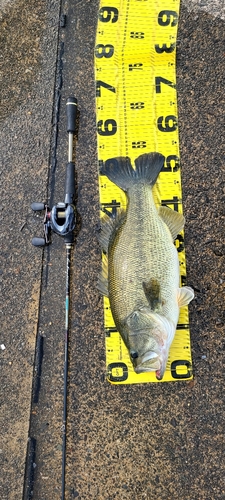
[159,206,185,240]
[142,278,161,311]
[98,210,126,253]
[177,286,194,307]
[97,257,109,297]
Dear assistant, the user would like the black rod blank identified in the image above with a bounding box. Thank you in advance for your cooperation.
[61,243,72,500]
[61,96,77,500]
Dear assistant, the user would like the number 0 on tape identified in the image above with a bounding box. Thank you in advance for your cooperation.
[95,0,193,383]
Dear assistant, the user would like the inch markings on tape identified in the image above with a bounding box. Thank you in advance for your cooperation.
[95,0,193,384]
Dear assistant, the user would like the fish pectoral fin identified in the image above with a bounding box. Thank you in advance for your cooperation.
[97,257,109,297]
[177,286,195,307]
[98,210,126,253]
[98,215,115,253]
[142,279,161,310]
[159,206,185,240]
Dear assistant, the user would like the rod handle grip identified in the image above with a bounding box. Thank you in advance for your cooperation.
[66,96,77,133]
[65,162,75,204]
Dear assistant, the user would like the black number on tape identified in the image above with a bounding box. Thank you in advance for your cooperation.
[105,326,117,337]
[97,119,117,136]
[181,275,187,286]
[101,199,121,218]
[129,63,143,70]
[176,324,189,330]
[107,362,128,382]
[96,80,116,97]
[95,44,114,58]
[132,141,147,148]
[155,76,176,93]
[130,32,145,39]
[161,196,180,212]
[158,10,178,27]
[98,7,119,23]
[130,102,145,109]
[155,43,176,54]
[175,234,185,253]
[171,360,192,379]
[161,155,180,172]
[157,115,177,132]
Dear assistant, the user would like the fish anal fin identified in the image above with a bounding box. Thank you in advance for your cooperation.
[159,206,185,240]
[177,286,194,307]
[143,278,161,311]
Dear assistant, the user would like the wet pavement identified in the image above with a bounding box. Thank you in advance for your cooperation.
[1,0,225,499]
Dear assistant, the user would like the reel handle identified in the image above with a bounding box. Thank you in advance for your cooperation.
[32,237,46,247]
[31,202,45,211]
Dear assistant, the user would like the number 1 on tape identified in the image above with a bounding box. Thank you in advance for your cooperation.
[95,0,193,383]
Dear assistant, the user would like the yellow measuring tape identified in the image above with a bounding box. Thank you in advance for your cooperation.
[95,0,193,383]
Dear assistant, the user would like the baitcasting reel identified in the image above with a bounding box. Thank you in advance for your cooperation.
[31,97,77,246]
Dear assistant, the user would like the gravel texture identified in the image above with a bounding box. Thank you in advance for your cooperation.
[1,1,224,499]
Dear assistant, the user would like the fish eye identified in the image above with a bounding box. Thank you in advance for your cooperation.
[130,351,138,359]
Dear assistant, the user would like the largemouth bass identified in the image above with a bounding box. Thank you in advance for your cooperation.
[98,153,194,380]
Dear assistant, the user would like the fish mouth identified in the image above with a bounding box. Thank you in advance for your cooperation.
[134,351,161,374]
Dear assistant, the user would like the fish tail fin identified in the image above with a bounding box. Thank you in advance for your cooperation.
[134,153,165,187]
[100,153,165,192]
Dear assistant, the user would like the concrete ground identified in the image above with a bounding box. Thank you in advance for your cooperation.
[0,0,224,499]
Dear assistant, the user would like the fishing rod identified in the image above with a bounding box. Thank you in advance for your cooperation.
[31,96,78,500]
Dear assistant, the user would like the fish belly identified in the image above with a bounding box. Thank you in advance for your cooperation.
[108,185,180,331]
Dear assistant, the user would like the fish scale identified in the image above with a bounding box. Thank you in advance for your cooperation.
[108,179,180,332]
